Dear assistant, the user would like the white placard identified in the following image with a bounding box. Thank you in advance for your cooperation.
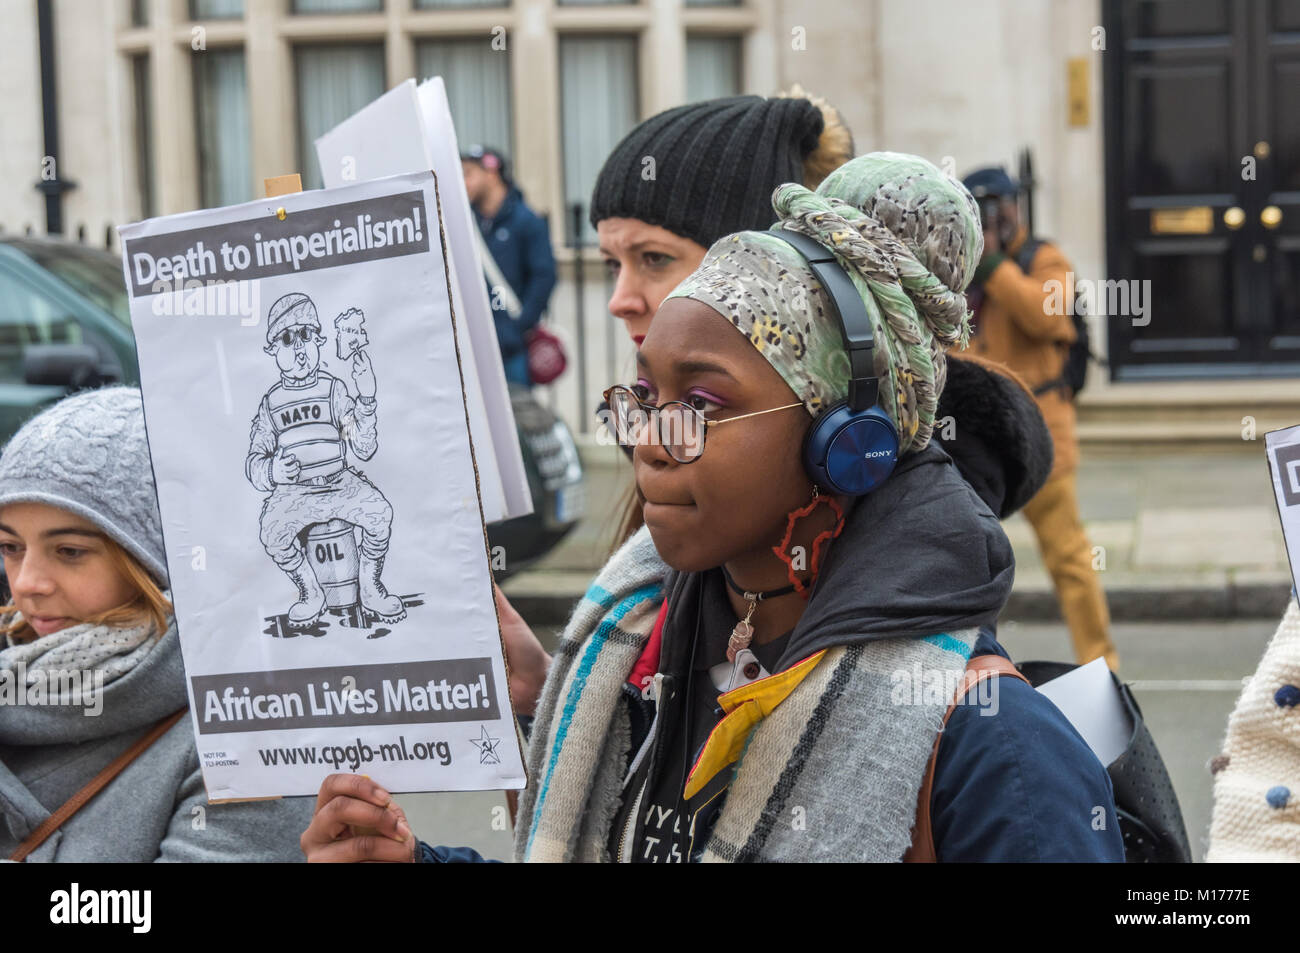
[1035,657,1132,768]
[1267,423,1300,598]
[315,77,533,523]
[119,172,525,800]
[414,78,532,519]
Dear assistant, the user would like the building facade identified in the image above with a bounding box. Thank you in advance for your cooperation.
[3,0,1294,441]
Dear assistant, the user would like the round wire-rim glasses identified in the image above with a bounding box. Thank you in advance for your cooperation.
[602,384,803,464]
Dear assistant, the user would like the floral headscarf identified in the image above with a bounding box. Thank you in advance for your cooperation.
[665,151,982,455]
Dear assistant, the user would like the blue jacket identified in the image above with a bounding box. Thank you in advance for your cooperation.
[419,629,1124,863]
[474,186,557,385]
[931,630,1124,861]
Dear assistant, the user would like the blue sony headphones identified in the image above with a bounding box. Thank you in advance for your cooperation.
[766,229,899,496]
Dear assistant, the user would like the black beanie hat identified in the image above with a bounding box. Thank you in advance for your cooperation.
[588,95,826,250]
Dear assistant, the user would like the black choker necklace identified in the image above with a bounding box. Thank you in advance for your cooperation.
[720,566,798,601]
[720,567,799,663]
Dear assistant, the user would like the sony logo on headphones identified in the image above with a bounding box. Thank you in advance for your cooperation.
[863,450,893,459]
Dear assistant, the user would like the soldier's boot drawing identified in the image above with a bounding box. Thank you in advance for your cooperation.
[285,563,327,628]
[359,554,405,623]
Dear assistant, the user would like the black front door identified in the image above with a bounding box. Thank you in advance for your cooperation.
[1104,0,1300,379]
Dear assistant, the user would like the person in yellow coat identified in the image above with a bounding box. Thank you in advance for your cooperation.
[958,166,1116,670]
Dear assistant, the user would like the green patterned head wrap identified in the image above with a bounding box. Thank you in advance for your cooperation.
[664,151,982,455]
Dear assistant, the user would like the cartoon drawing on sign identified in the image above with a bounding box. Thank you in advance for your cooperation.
[335,307,369,360]
[245,292,409,635]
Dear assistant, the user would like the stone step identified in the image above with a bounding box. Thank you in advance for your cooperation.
[500,567,1295,626]
[1077,380,1300,427]
[1077,420,1272,451]
[1070,380,1298,449]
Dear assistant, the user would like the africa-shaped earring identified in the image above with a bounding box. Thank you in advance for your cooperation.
[772,484,846,598]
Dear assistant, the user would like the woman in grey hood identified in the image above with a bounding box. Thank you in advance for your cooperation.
[0,386,313,862]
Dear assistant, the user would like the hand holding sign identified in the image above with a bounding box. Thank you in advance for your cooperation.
[300,774,417,863]
[494,582,551,718]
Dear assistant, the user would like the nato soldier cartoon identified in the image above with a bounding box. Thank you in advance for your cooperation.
[245,292,404,627]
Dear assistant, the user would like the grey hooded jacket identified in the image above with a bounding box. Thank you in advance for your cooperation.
[0,622,313,862]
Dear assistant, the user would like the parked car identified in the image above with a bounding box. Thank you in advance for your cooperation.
[0,237,139,434]
[490,384,586,578]
[0,235,583,579]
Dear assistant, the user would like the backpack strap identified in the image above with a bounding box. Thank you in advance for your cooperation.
[9,707,188,862]
[903,656,1030,863]
[1013,237,1041,275]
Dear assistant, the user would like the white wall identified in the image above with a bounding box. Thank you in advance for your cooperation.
[0,3,47,237]
[58,0,130,247]
[755,0,1109,388]
[0,0,1114,432]
[546,0,1113,434]
[868,0,1108,371]
[0,1,134,247]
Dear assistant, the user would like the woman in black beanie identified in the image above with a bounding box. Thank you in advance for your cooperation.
[590,88,853,348]
[587,89,854,544]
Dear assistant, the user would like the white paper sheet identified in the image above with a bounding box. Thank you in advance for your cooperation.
[315,77,534,523]
[413,78,532,519]
[1035,657,1132,768]
[119,172,525,800]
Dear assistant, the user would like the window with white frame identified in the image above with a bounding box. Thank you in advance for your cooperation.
[194,48,253,208]
[559,34,638,244]
[417,37,513,158]
[295,45,386,190]
[116,0,759,242]
[685,34,741,101]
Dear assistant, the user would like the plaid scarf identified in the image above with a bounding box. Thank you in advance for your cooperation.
[513,526,980,862]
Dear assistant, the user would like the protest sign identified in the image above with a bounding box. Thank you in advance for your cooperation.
[119,171,526,800]
[1267,423,1300,598]
[315,77,532,524]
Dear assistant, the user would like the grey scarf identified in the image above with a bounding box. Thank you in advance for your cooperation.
[516,447,1012,861]
[0,612,163,713]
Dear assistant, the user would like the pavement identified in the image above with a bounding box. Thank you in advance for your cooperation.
[997,618,1272,863]
[501,440,1296,625]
